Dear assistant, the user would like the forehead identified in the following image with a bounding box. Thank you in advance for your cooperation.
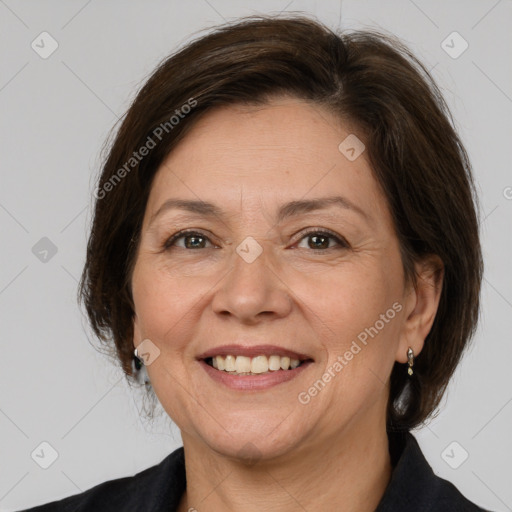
[145,97,389,226]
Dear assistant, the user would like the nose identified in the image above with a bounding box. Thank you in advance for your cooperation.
[211,243,293,324]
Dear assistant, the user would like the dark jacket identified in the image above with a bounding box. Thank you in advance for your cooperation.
[19,430,490,511]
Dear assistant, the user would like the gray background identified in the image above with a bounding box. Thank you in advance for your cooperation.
[1,1,511,510]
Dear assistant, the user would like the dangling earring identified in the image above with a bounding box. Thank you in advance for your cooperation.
[407,347,414,376]
[133,347,151,386]
[133,349,143,371]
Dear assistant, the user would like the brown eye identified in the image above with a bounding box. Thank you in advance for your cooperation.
[296,229,349,250]
[307,233,330,249]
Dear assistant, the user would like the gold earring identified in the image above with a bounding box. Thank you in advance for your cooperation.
[407,347,414,376]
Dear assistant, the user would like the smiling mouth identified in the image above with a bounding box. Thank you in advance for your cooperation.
[204,354,313,376]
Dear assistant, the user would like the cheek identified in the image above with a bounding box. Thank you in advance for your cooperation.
[302,264,398,329]
[132,261,203,348]
[291,257,403,372]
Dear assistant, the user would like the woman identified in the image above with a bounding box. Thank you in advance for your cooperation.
[21,14,487,512]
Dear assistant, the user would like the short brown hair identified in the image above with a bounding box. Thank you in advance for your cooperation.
[79,14,483,430]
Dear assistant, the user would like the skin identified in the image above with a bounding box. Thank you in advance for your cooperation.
[130,96,444,512]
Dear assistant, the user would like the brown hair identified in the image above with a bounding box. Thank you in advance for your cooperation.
[78,14,483,430]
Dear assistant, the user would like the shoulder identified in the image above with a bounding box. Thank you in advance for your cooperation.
[17,447,186,512]
[376,430,491,512]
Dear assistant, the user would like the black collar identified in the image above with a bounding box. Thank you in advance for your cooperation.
[20,430,489,511]
[376,429,486,511]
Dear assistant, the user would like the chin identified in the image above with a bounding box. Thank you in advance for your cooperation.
[188,411,312,464]
[209,434,302,465]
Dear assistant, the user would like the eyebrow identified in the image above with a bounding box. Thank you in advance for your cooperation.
[149,195,369,227]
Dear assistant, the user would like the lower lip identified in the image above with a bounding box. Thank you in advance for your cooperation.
[199,360,313,390]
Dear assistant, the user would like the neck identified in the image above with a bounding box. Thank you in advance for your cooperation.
[177,411,392,512]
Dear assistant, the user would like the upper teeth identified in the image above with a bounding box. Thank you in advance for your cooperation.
[211,355,301,374]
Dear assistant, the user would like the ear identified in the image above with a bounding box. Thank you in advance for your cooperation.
[395,254,444,363]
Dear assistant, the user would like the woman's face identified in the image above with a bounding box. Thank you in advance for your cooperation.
[131,97,415,460]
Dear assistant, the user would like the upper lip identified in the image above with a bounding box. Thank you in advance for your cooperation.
[197,344,314,361]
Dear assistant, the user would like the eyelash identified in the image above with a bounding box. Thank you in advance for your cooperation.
[163,228,349,251]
